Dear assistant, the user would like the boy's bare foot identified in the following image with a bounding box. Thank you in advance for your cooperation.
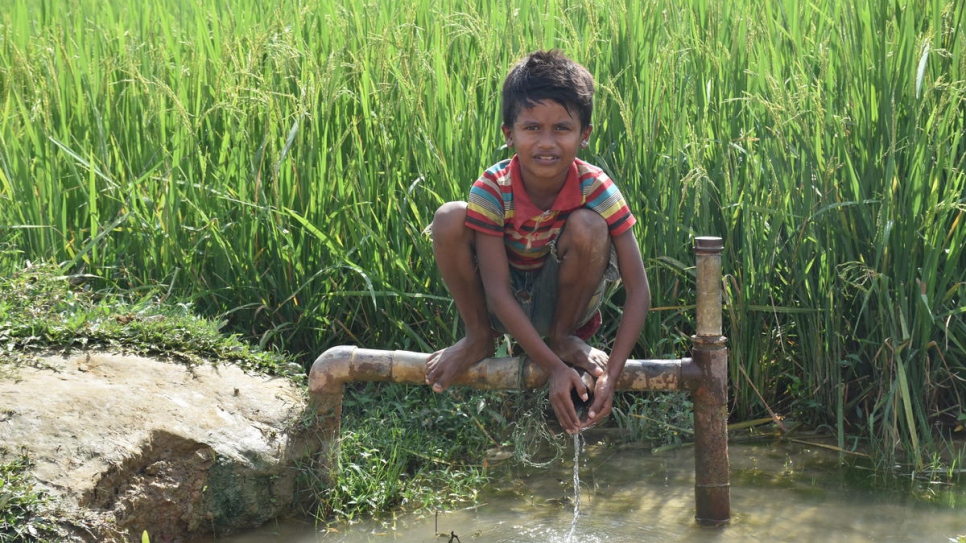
[550,334,608,376]
[426,335,495,392]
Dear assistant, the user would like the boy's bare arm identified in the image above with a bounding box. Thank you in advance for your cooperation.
[584,229,651,427]
[475,232,588,433]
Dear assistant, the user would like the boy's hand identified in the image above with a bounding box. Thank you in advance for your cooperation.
[581,373,616,430]
[549,365,587,434]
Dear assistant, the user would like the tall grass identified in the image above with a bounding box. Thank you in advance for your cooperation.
[1,0,964,469]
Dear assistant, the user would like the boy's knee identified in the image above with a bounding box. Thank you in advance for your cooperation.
[432,201,468,239]
[562,209,608,249]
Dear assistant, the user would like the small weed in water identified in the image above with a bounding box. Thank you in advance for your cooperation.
[611,391,694,448]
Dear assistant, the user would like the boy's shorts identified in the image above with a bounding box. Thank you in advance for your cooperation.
[489,239,621,340]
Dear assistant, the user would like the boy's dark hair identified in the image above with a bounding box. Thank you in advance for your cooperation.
[501,49,595,129]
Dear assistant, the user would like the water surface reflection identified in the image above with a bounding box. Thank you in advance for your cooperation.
[211,438,965,543]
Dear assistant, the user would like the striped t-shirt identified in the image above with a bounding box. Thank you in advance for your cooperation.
[465,156,636,271]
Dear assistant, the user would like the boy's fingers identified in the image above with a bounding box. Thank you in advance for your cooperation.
[555,389,581,433]
[571,376,591,430]
[587,398,612,426]
[583,384,613,427]
[586,398,601,424]
[549,368,585,433]
[575,376,589,401]
[553,401,577,433]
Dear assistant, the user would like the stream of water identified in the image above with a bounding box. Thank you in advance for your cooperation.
[566,432,582,542]
[210,436,965,543]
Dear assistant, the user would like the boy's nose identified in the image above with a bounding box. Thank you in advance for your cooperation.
[537,130,555,147]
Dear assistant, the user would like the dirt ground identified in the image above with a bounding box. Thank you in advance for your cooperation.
[0,351,315,542]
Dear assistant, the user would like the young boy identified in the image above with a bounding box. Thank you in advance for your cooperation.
[425,50,651,434]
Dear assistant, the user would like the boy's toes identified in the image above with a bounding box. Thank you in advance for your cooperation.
[425,349,454,392]
[571,347,606,375]
[425,349,444,379]
[589,349,608,371]
[573,358,602,375]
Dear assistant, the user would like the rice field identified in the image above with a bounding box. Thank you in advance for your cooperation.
[1,0,964,469]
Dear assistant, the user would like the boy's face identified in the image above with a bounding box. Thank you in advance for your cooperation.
[502,100,593,194]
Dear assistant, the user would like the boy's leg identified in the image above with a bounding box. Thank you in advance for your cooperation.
[425,201,496,392]
[546,208,612,372]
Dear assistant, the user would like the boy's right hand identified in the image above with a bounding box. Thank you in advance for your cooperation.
[548,365,588,434]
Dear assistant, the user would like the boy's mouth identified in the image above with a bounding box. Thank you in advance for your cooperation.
[533,155,558,162]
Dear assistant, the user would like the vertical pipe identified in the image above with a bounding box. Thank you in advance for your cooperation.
[691,236,731,525]
[308,346,355,487]
[310,388,344,486]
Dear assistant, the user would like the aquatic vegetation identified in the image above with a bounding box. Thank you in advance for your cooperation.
[611,391,695,447]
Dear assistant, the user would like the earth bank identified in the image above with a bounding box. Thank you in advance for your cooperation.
[0,351,321,543]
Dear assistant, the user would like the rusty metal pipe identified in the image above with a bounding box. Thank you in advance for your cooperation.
[309,347,690,395]
[691,236,731,526]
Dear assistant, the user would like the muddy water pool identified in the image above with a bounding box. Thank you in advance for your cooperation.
[210,438,965,543]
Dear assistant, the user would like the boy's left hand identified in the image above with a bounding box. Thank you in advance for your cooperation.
[581,373,616,429]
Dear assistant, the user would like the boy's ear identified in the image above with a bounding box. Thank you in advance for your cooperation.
[501,124,513,147]
[579,125,593,149]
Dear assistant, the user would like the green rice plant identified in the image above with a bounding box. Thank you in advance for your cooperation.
[1,0,964,471]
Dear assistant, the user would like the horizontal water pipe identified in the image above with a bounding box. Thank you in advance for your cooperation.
[308,349,699,471]
[309,347,696,395]
[307,236,730,526]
